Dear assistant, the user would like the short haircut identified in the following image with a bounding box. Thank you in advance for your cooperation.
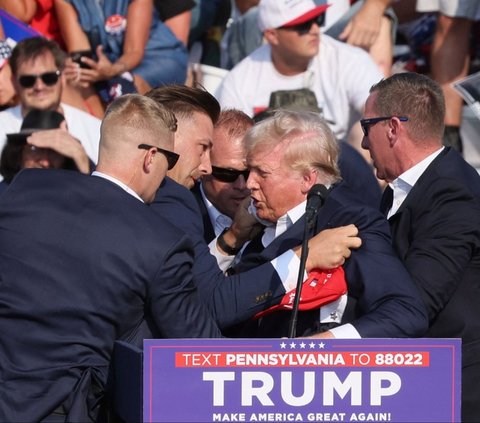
[215,109,253,140]
[370,72,445,141]
[245,110,341,184]
[145,84,220,125]
[9,37,67,75]
[100,94,177,150]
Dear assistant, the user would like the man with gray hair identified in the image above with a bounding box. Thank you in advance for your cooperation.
[234,109,428,339]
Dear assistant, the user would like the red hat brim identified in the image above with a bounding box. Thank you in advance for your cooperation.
[281,4,330,28]
[254,266,347,319]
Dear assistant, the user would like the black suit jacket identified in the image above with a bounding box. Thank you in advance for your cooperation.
[385,148,480,422]
[236,181,428,338]
[0,169,220,422]
[191,182,216,243]
[338,140,381,208]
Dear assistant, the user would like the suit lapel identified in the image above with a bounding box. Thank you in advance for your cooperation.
[389,148,448,221]
[191,183,216,243]
[380,186,393,216]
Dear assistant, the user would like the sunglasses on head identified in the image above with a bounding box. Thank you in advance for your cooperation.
[279,14,325,35]
[360,116,409,137]
[211,166,250,183]
[138,143,179,170]
[18,70,61,89]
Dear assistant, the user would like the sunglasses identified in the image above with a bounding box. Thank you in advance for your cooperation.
[211,166,250,183]
[279,14,325,35]
[17,70,61,89]
[360,116,409,137]
[138,143,179,170]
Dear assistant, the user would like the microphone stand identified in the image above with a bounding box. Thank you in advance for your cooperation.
[288,215,315,338]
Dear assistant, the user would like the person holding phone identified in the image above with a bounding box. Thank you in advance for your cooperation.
[54,0,189,96]
[0,36,101,179]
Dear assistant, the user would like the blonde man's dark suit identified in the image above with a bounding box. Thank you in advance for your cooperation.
[0,169,221,422]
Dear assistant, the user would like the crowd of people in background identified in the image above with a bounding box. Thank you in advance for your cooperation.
[0,0,479,422]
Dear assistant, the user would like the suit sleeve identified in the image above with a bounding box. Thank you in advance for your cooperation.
[340,208,429,338]
[399,181,480,323]
[151,181,287,329]
[147,234,222,338]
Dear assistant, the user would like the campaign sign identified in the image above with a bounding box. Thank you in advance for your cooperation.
[144,338,461,423]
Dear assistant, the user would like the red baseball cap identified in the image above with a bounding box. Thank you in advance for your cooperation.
[258,0,330,31]
[254,266,347,319]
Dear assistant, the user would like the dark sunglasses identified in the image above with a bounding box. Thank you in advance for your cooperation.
[211,166,250,183]
[360,116,409,137]
[279,14,325,35]
[138,143,179,170]
[18,70,61,88]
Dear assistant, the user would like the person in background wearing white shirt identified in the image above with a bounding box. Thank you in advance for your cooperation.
[0,36,100,178]
[217,0,384,160]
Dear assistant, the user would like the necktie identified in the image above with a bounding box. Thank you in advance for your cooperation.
[380,186,393,216]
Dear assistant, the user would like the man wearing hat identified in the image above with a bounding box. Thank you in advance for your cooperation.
[0,109,91,193]
[217,0,384,144]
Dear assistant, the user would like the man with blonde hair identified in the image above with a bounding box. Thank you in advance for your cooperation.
[0,94,221,422]
[234,109,428,339]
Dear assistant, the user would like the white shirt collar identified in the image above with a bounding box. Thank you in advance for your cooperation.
[200,183,232,236]
[262,200,307,247]
[388,147,444,217]
[92,171,144,203]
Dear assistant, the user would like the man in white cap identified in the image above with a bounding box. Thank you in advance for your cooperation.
[217,0,384,144]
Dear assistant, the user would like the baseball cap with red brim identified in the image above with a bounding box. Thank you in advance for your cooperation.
[258,0,330,32]
[254,266,347,319]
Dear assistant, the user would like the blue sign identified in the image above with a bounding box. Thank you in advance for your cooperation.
[144,338,461,422]
[0,10,40,42]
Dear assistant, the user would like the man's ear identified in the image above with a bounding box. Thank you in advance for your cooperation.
[264,29,279,46]
[388,117,403,146]
[143,149,156,173]
[301,168,318,195]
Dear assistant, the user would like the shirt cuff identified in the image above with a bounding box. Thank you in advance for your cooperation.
[271,249,307,292]
[209,237,236,272]
[329,323,361,339]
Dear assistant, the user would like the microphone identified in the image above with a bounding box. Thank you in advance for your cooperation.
[288,183,329,338]
[305,184,329,224]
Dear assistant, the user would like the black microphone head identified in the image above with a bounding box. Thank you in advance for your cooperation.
[307,184,329,202]
[305,184,329,223]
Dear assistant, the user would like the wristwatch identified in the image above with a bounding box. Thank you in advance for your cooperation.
[217,227,241,256]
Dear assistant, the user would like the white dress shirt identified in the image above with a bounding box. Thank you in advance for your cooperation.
[388,147,444,218]
[91,171,143,202]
